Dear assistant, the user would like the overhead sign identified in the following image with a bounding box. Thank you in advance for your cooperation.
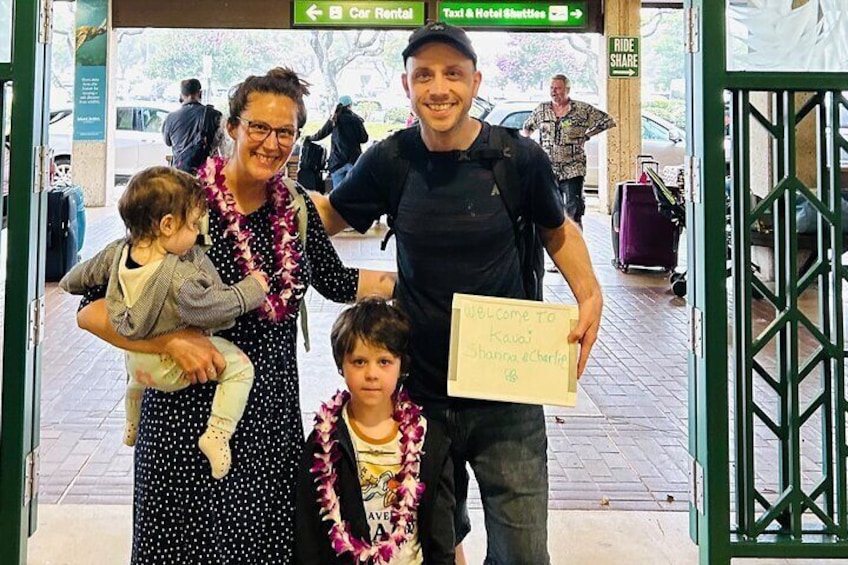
[293,1,425,27]
[608,36,640,78]
[437,1,588,29]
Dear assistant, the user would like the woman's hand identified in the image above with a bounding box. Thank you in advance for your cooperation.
[250,271,270,293]
[78,299,227,383]
[161,330,227,384]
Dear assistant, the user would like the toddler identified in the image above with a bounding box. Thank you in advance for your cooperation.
[60,166,268,479]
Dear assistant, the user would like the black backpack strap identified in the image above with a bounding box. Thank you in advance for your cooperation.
[484,127,522,227]
[380,126,416,251]
[485,126,544,301]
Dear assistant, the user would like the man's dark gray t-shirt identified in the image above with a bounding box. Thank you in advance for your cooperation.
[330,122,564,404]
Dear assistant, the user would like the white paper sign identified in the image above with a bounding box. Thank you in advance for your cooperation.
[447,293,579,406]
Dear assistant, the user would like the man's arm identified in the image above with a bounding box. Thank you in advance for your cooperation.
[308,191,351,235]
[77,299,226,384]
[522,106,540,137]
[586,105,616,138]
[538,220,603,378]
[162,115,173,147]
[356,270,396,301]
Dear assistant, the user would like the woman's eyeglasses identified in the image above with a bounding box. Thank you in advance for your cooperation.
[237,117,298,145]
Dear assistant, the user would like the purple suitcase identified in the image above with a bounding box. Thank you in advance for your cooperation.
[613,182,678,272]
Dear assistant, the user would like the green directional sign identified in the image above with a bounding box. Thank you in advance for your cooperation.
[608,36,640,78]
[293,1,425,27]
[437,1,588,29]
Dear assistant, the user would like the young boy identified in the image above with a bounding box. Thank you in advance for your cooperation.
[296,298,456,565]
[60,166,268,479]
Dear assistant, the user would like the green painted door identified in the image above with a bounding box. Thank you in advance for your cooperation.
[0,0,52,563]
[688,1,848,563]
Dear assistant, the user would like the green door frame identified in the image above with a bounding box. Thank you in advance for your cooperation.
[689,1,848,563]
[0,0,52,563]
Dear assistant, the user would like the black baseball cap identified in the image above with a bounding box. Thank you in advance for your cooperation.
[402,22,477,65]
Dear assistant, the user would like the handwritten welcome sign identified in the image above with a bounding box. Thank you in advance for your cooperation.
[448,294,579,406]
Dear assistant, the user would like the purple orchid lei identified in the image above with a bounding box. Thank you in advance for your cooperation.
[310,389,427,565]
[198,156,304,323]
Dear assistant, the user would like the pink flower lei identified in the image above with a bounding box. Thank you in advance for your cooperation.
[310,389,427,565]
[198,156,304,323]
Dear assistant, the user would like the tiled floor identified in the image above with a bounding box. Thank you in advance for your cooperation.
[37,203,697,510]
[26,200,848,564]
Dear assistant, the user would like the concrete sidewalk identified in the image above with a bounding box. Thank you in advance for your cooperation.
[28,504,844,564]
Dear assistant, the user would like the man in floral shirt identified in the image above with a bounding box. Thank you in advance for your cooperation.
[523,74,616,228]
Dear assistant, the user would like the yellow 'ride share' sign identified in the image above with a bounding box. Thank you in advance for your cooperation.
[447,294,579,406]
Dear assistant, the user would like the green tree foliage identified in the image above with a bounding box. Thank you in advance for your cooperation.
[643,99,686,129]
[144,29,312,103]
[641,9,684,95]
[495,33,599,95]
[305,29,390,114]
[50,2,77,105]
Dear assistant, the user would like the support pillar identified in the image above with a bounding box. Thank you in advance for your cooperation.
[601,0,641,213]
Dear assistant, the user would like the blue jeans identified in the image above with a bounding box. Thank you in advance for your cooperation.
[330,163,354,190]
[558,176,585,226]
[425,401,550,565]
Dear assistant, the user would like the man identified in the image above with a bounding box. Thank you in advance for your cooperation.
[305,95,368,190]
[163,78,222,173]
[310,23,603,565]
[523,74,616,228]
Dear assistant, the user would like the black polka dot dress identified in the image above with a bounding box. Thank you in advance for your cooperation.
[129,186,358,564]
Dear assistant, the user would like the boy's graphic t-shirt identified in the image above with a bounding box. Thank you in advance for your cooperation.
[342,407,426,565]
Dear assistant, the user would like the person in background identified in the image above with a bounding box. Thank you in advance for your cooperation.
[74,67,396,563]
[310,23,603,565]
[305,95,368,190]
[163,78,223,173]
[296,297,455,564]
[523,74,616,228]
[406,110,419,128]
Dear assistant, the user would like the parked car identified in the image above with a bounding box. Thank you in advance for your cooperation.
[50,102,175,184]
[479,99,686,187]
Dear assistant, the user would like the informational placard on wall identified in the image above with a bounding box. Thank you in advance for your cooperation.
[448,294,579,406]
[73,0,108,141]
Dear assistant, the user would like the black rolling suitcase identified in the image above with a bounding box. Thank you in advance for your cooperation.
[297,138,327,193]
[46,184,81,281]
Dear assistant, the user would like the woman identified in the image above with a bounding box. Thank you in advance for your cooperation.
[305,95,368,189]
[76,68,395,563]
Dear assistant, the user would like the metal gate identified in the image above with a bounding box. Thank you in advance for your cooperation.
[687,1,848,562]
[0,0,53,563]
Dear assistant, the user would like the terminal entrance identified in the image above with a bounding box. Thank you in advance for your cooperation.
[1,1,846,564]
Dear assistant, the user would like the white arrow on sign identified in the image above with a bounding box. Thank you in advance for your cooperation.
[611,68,636,77]
[306,4,323,20]
[570,8,583,19]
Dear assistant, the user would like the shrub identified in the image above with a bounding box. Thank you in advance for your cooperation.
[384,106,410,124]
[643,99,686,129]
